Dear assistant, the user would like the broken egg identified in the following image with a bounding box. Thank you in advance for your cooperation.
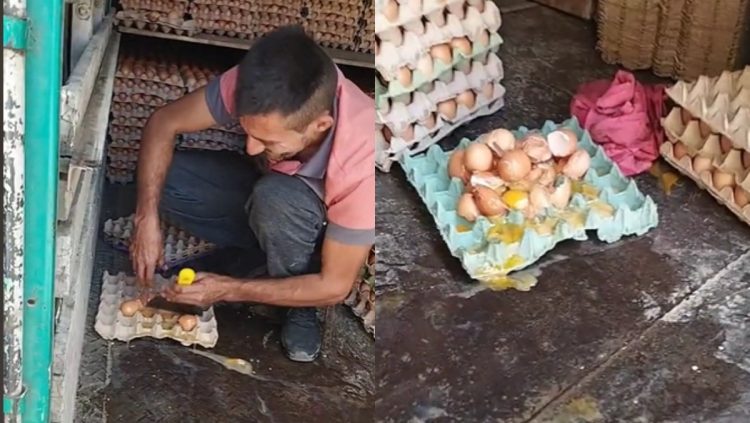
[473,186,507,217]
[178,315,198,331]
[496,149,532,182]
[520,134,552,163]
[547,129,578,157]
[120,299,143,317]
[562,149,591,180]
[501,190,529,210]
[482,128,516,154]
[470,171,505,190]
[550,176,572,209]
[529,185,552,210]
[457,193,480,222]
[448,149,470,182]
[464,143,494,172]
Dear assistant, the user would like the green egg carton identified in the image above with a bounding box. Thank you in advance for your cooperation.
[379,32,503,100]
[398,117,659,283]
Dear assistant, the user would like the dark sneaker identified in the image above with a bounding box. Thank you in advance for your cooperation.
[281,307,321,362]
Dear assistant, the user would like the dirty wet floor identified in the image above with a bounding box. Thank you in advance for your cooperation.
[375,3,750,423]
[75,182,374,422]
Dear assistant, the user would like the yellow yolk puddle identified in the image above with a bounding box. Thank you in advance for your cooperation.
[455,224,473,233]
[487,223,525,244]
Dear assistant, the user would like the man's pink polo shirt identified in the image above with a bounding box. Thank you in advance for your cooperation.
[204,65,374,246]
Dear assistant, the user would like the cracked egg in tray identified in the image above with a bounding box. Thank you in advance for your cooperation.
[399,117,658,290]
[95,272,219,348]
[660,106,750,223]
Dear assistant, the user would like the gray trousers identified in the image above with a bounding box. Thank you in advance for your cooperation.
[158,150,326,278]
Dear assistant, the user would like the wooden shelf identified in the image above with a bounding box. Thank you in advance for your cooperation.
[117,26,374,69]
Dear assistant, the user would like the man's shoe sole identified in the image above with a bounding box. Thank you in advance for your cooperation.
[281,337,320,362]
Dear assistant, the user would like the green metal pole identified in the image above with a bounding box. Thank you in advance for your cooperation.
[22,0,63,421]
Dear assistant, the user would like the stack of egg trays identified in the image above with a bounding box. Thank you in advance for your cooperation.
[305,0,363,51]
[375,0,505,172]
[398,118,659,283]
[356,0,375,52]
[660,66,750,224]
[344,247,375,336]
[95,271,219,348]
[115,0,197,36]
[103,213,217,272]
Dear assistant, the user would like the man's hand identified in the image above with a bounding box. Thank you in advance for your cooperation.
[130,213,165,288]
[163,272,235,307]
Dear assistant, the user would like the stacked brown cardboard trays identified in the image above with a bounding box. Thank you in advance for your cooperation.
[661,66,750,224]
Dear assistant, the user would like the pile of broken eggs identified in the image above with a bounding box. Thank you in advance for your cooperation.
[399,118,659,290]
[449,126,590,222]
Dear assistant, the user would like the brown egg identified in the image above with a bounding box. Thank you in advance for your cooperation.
[496,149,532,182]
[537,164,557,186]
[437,99,458,119]
[680,108,693,125]
[383,0,400,21]
[473,186,507,217]
[464,143,494,172]
[698,120,713,138]
[448,149,470,182]
[482,128,516,154]
[120,299,143,317]
[481,82,494,99]
[520,134,552,163]
[456,193,480,222]
[744,151,750,169]
[550,176,572,209]
[397,67,412,87]
[673,141,688,159]
[734,186,749,207]
[430,44,453,64]
[712,169,735,190]
[399,124,415,142]
[719,135,734,154]
[547,129,578,157]
[421,112,437,129]
[692,156,713,173]
[178,315,198,331]
[456,90,476,110]
[562,149,591,180]
[382,125,393,143]
[478,29,490,47]
[140,307,156,318]
[470,171,505,190]
[451,37,472,56]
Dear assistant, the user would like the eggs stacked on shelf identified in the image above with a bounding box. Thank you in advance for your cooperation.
[115,0,196,35]
[447,127,591,222]
[108,55,245,184]
[305,0,364,51]
[357,2,375,53]
[190,0,305,39]
[374,0,505,172]
[660,66,750,224]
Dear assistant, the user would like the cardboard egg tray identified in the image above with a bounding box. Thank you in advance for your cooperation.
[109,124,143,141]
[113,77,186,101]
[666,66,750,152]
[107,145,139,163]
[344,278,375,336]
[109,138,141,149]
[104,213,218,270]
[111,101,158,119]
[191,0,309,13]
[119,0,190,14]
[112,92,168,107]
[356,7,375,53]
[115,57,185,87]
[106,168,133,184]
[115,10,198,36]
[110,115,148,128]
[376,3,502,82]
[398,117,659,283]
[378,32,504,99]
[660,106,750,224]
[94,271,219,348]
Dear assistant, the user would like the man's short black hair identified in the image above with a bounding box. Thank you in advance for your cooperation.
[234,25,338,130]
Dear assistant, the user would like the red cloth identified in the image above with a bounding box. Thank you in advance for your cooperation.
[570,70,666,176]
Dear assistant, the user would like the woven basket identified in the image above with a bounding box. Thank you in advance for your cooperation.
[596,0,750,80]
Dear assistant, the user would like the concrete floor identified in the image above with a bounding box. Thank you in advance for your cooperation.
[375,4,750,423]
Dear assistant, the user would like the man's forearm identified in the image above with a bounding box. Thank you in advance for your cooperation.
[135,111,176,218]
[224,274,350,307]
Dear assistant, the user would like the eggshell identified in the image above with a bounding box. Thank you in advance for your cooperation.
[120,299,143,317]
[537,164,557,186]
[673,141,688,159]
[178,315,198,331]
[719,135,734,154]
[712,169,735,190]
[473,186,507,217]
[383,0,399,22]
[464,143,494,172]
[451,37,472,55]
[482,128,516,154]
[692,156,713,173]
[430,44,453,64]
[457,193,481,222]
[520,134,552,163]
[397,67,412,87]
[735,186,749,207]
[448,149,470,182]
[496,149,532,182]
[547,129,578,157]
[562,149,591,180]
[550,176,572,209]
[470,171,505,190]
[456,90,476,110]
[437,99,457,119]
[529,185,551,210]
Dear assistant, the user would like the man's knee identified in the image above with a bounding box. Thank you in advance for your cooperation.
[248,173,325,240]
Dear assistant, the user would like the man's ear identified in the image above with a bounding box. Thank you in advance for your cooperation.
[310,113,334,134]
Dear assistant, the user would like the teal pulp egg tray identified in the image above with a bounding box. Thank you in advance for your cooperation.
[398,117,659,283]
